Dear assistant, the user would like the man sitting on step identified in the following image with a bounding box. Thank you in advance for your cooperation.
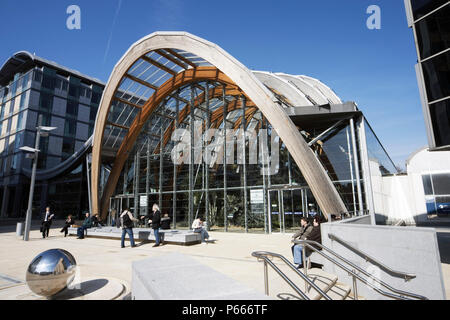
[291,217,313,269]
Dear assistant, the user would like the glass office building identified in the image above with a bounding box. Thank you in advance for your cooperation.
[0,52,104,219]
[405,0,450,149]
[91,32,398,232]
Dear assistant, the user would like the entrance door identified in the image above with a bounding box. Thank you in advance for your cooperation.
[268,190,281,233]
[283,189,303,232]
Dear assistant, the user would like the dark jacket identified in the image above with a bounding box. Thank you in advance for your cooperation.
[151,210,161,229]
[292,223,313,240]
[41,211,54,226]
[160,216,171,230]
[64,218,75,226]
[82,216,93,228]
[305,225,322,256]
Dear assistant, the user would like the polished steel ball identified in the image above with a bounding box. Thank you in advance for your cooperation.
[26,249,77,297]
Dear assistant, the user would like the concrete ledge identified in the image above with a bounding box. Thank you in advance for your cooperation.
[68,227,201,245]
[132,253,272,300]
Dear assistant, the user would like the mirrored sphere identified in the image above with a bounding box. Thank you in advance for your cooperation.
[26,249,77,297]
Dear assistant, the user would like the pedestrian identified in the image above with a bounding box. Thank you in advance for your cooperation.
[77,212,92,239]
[120,207,139,248]
[291,217,313,269]
[192,216,213,244]
[159,212,171,244]
[60,214,75,237]
[41,207,54,239]
[149,204,161,247]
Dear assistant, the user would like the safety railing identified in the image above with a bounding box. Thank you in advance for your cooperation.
[328,233,416,281]
[293,239,428,300]
[251,251,332,300]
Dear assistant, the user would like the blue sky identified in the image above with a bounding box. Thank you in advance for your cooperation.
[0,0,426,168]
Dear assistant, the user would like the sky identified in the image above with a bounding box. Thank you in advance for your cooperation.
[0,0,426,169]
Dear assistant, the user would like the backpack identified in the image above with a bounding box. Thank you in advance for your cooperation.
[121,211,134,228]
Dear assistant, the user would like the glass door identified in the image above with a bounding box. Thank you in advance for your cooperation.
[268,190,281,233]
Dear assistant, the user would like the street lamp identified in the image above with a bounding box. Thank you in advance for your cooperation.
[21,115,56,241]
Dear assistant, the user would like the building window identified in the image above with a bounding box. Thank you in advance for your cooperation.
[429,100,450,146]
[39,92,53,112]
[69,84,79,99]
[89,107,98,122]
[66,100,79,119]
[33,69,42,83]
[64,119,77,137]
[91,91,101,104]
[62,137,75,161]
[41,74,56,90]
[411,0,449,21]
[19,92,27,110]
[17,112,24,131]
[422,173,450,216]
[36,112,51,127]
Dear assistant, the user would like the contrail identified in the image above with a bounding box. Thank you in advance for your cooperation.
[103,0,122,64]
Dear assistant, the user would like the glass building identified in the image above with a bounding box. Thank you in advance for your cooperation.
[405,0,450,149]
[90,32,398,232]
[0,52,104,219]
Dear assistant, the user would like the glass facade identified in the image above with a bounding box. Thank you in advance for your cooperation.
[408,1,450,148]
[104,80,373,233]
[0,53,105,219]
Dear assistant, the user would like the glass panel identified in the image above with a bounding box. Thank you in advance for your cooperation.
[422,174,433,195]
[411,0,448,20]
[416,4,450,59]
[422,51,450,102]
[431,173,450,195]
[429,99,450,147]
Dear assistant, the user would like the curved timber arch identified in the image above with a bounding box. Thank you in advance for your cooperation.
[92,31,348,220]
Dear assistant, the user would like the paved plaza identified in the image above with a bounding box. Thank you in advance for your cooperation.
[0,224,449,300]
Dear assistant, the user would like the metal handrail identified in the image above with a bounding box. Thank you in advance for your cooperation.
[251,251,332,300]
[293,239,428,300]
[328,233,416,281]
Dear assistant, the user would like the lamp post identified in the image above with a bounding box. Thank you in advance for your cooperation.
[21,115,56,241]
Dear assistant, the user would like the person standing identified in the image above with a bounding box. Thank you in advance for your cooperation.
[41,207,54,239]
[60,214,75,237]
[120,207,139,248]
[149,204,161,247]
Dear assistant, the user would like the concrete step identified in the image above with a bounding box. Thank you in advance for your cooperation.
[303,268,338,300]
[320,282,351,300]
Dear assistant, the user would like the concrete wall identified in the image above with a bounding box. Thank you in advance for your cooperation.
[320,219,446,300]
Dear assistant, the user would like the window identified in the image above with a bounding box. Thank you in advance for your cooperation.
[62,137,75,160]
[55,78,62,90]
[17,112,24,131]
[411,0,449,20]
[62,81,68,91]
[69,84,79,99]
[33,69,42,83]
[429,100,450,147]
[64,119,77,137]
[19,92,27,110]
[41,74,56,90]
[91,91,101,104]
[422,172,450,216]
[422,51,450,102]
[36,112,51,127]
[39,92,53,112]
[22,72,30,91]
[89,107,98,122]
[66,100,78,118]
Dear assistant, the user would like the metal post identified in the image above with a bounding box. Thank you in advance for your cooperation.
[23,115,42,241]
[350,118,364,216]
[159,126,163,209]
[205,84,210,231]
[173,91,179,229]
[303,247,308,292]
[346,126,357,216]
[223,86,228,232]
[134,152,140,218]
[263,260,269,296]
[352,271,358,300]
[146,136,150,220]
[188,85,195,228]
[86,153,93,215]
[241,95,248,233]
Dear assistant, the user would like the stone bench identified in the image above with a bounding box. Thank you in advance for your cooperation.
[68,227,202,245]
[132,252,272,300]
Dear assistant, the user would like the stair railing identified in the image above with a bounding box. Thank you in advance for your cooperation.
[293,239,428,300]
[328,233,415,281]
[251,251,332,300]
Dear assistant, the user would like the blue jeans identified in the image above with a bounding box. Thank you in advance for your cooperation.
[121,228,135,247]
[293,244,304,265]
[153,228,160,245]
[194,228,209,242]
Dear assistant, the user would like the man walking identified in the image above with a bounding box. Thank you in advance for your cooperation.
[41,207,54,239]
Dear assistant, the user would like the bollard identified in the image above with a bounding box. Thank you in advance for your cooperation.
[16,222,24,236]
